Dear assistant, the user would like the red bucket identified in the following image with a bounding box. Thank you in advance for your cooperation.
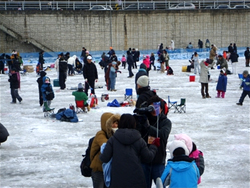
[189,74,195,82]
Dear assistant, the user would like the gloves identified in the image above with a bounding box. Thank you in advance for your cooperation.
[152,137,160,147]
[95,79,98,82]
[85,79,88,82]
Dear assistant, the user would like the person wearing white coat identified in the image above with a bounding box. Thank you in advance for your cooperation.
[170,40,175,50]
[54,54,60,79]
[199,60,212,99]
[192,52,200,74]
[67,55,77,76]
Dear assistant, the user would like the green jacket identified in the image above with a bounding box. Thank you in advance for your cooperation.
[72,91,88,105]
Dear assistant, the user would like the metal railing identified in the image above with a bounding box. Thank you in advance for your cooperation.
[0,1,250,11]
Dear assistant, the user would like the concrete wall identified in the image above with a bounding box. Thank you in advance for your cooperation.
[0,9,249,53]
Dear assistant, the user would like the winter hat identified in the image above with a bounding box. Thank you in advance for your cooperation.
[59,52,64,56]
[40,71,47,77]
[146,55,150,59]
[86,51,89,54]
[243,70,249,75]
[87,56,92,60]
[78,83,83,89]
[139,63,147,70]
[168,140,190,158]
[174,133,193,154]
[137,75,149,87]
[221,68,226,74]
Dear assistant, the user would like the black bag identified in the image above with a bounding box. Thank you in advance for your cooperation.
[80,136,95,177]
[45,85,54,100]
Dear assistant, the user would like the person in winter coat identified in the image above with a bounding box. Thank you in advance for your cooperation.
[127,51,134,78]
[75,57,83,74]
[244,47,250,67]
[109,62,118,91]
[80,47,86,60]
[205,39,210,49]
[216,69,227,98]
[136,76,155,108]
[163,50,170,70]
[143,55,151,75]
[150,53,156,70]
[121,55,126,69]
[0,123,9,145]
[58,53,68,90]
[90,113,121,188]
[135,64,148,95]
[158,52,165,73]
[228,43,234,54]
[55,108,78,122]
[198,39,203,49]
[174,134,205,184]
[233,43,237,54]
[170,40,175,50]
[134,95,172,188]
[199,60,212,99]
[67,55,77,76]
[209,44,217,68]
[131,48,137,69]
[38,51,45,70]
[8,69,22,104]
[37,71,47,106]
[100,114,158,188]
[237,70,250,106]
[193,52,200,74]
[54,54,60,78]
[72,83,90,111]
[83,56,98,96]
[216,55,228,72]
[41,76,54,112]
[135,48,140,63]
[0,53,5,74]
[160,140,200,188]
[230,52,239,74]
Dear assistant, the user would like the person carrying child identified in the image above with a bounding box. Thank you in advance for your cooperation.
[216,69,227,98]
[72,83,90,112]
[160,140,200,188]
[41,76,54,112]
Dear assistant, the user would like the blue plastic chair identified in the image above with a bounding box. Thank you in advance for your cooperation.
[238,74,243,79]
[168,96,177,110]
[124,88,133,101]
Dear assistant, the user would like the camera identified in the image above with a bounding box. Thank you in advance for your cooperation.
[133,105,155,115]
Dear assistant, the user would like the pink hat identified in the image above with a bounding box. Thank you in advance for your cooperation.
[174,133,193,154]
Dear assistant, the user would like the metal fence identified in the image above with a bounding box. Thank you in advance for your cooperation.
[0,1,250,11]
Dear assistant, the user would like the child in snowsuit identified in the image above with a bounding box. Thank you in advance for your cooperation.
[150,53,156,70]
[121,55,126,69]
[174,133,205,185]
[41,76,54,112]
[72,83,90,112]
[216,69,227,98]
[161,140,200,188]
[8,69,22,104]
[237,70,250,106]
[37,71,47,106]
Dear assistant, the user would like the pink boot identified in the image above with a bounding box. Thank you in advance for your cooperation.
[216,91,220,98]
[221,92,225,98]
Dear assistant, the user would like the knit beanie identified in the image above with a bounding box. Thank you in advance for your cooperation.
[78,83,83,89]
[137,75,149,87]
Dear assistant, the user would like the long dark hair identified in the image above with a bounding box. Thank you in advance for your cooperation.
[118,114,136,129]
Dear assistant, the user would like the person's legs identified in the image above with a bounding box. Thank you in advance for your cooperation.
[205,83,210,97]
[59,72,64,89]
[128,64,133,77]
[11,88,16,103]
[84,81,89,96]
[89,79,95,94]
[151,164,165,187]
[246,58,249,67]
[141,163,152,188]
[216,90,221,98]
[91,171,106,188]
[221,91,225,98]
[201,83,205,98]
[14,89,22,102]
[161,63,165,73]
[110,77,114,90]
[238,90,250,104]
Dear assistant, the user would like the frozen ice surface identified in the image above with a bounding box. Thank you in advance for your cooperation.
[0,57,249,188]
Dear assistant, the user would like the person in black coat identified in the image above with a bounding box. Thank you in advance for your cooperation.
[8,69,22,103]
[0,123,9,145]
[0,53,5,74]
[58,53,68,90]
[244,47,250,67]
[135,63,148,95]
[38,51,45,70]
[131,48,137,69]
[198,39,203,49]
[83,56,98,96]
[80,47,86,60]
[100,114,158,188]
[127,51,134,78]
[36,71,47,106]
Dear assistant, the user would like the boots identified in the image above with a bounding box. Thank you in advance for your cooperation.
[216,91,220,98]
[43,101,54,112]
[87,105,90,111]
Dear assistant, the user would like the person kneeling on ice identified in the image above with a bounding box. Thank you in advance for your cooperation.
[41,76,54,112]
[72,83,90,112]
[56,108,78,122]
[160,140,200,188]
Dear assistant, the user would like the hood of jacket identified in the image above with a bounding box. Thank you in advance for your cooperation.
[100,112,114,133]
[64,109,74,118]
[168,159,195,172]
[42,76,50,84]
[40,71,47,78]
[105,114,121,138]
[114,129,141,145]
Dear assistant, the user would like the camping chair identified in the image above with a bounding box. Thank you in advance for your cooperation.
[168,96,177,110]
[75,100,88,113]
[124,88,133,101]
[174,98,186,113]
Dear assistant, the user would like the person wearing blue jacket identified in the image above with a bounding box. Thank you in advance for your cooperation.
[161,140,200,188]
[216,69,227,98]
[109,62,118,91]
[41,76,54,112]
[56,108,78,122]
[237,70,250,106]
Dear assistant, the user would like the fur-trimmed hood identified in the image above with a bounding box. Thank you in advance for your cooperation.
[106,114,121,138]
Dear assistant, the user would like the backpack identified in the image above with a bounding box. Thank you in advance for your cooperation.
[80,136,95,177]
[45,85,54,100]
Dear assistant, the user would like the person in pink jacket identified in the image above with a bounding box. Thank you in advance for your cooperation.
[174,133,205,185]
[143,55,151,75]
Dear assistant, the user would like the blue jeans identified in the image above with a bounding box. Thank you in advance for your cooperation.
[239,90,250,104]
[141,163,165,188]
[11,88,22,103]
[91,171,106,188]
